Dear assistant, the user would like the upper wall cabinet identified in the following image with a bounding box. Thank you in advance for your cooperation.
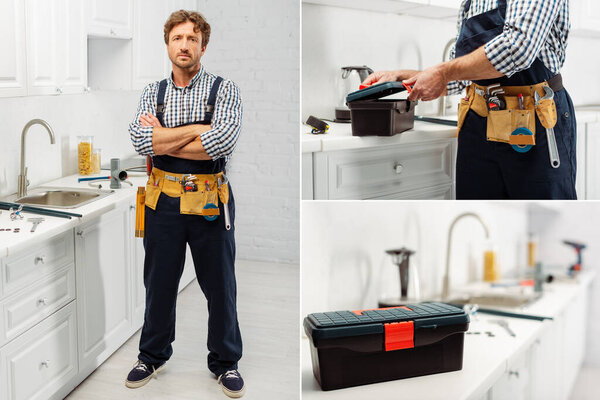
[571,0,600,37]
[0,0,27,97]
[86,0,133,39]
[26,0,87,96]
[132,0,197,90]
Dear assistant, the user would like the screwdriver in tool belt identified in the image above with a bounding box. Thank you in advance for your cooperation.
[518,93,524,110]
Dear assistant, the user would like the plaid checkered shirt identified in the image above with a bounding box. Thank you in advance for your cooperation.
[129,64,242,162]
[447,0,570,95]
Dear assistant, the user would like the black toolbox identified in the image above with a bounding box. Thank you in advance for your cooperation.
[304,302,469,391]
[346,82,415,137]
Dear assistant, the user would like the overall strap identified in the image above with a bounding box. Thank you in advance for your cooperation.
[156,79,168,126]
[205,76,223,121]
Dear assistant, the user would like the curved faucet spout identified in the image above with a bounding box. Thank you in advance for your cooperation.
[442,212,490,300]
[18,119,56,198]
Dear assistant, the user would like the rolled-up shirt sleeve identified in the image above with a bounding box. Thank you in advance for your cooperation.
[129,83,157,156]
[200,79,243,160]
[484,0,562,77]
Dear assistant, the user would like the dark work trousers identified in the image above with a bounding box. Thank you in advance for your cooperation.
[138,187,242,376]
[454,0,577,199]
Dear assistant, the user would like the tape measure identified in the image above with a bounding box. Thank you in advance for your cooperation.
[511,127,534,153]
[203,203,219,221]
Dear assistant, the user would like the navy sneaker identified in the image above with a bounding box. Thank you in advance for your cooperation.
[125,360,166,388]
[217,369,245,398]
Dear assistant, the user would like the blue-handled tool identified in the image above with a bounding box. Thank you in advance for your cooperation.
[78,176,110,182]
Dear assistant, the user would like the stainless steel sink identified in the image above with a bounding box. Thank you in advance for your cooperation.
[447,292,541,308]
[6,187,113,209]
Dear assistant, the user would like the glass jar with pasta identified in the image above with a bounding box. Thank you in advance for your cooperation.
[78,136,94,175]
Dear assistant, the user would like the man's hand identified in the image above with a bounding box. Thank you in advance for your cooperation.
[139,112,163,128]
[362,70,420,86]
[404,64,449,102]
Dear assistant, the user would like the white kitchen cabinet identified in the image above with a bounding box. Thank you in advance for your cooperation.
[129,202,146,328]
[86,0,133,39]
[75,204,132,377]
[25,0,87,96]
[0,301,77,400]
[585,123,600,199]
[571,0,600,37]
[491,351,530,400]
[0,0,27,97]
[312,140,455,199]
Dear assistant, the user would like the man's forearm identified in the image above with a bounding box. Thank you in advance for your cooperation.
[152,124,211,155]
[167,137,212,160]
[443,45,504,83]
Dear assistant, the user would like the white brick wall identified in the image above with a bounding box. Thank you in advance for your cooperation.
[195,0,300,263]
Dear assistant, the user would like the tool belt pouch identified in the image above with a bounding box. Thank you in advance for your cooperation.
[144,173,163,210]
[217,181,230,205]
[456,94,474,136]
[486,95,536,147]
[180,183,220,217]
[535,96,558,130]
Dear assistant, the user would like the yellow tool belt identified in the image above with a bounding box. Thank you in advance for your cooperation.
[456,81,558,146]
[144,167,229,216]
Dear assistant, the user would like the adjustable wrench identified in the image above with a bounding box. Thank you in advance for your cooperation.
[218,177,231,231]
[534,86,560,168]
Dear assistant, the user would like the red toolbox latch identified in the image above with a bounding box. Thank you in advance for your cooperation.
[384,321,414,351]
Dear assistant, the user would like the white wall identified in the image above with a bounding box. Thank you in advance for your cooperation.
[302,4,462,122]
[0,0,299,264]
[302,201,529,317]
[530,202,600,367]
[197,0,300,263]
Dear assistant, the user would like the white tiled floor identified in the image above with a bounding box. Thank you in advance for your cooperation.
[65,260,299,400]
[569,366,600,400]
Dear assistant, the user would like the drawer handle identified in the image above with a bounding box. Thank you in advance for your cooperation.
[76,231,84,237]
[37,298,48,306]
[508,370,520,379]
[35,255,46,264]
[40,360,50,368]
[394,164,404,174]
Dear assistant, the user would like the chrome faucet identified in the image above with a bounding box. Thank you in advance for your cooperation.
[18,119,56,198]
[438,38,457,117]
[442,212,490,300]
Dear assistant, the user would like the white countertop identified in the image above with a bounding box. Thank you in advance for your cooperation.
[301,272,595,400]
[0,172,149,258]
[303,108,600,154]
[302,120,457,154]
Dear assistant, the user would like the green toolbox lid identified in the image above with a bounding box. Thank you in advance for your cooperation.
[346,81,411,103]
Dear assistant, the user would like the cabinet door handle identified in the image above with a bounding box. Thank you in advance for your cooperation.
[37,298,48,306]
[40,360,50,368]
[129,205,136,210]
[110,28,116,36]
[76,231,84,238]
[394,164,404,174]
[34,255,46,264]
[508,370,520,378]
[56,87,63,94]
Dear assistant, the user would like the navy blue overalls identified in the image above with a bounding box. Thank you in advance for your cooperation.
[138,76,242,376]
[454,0,577,199]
